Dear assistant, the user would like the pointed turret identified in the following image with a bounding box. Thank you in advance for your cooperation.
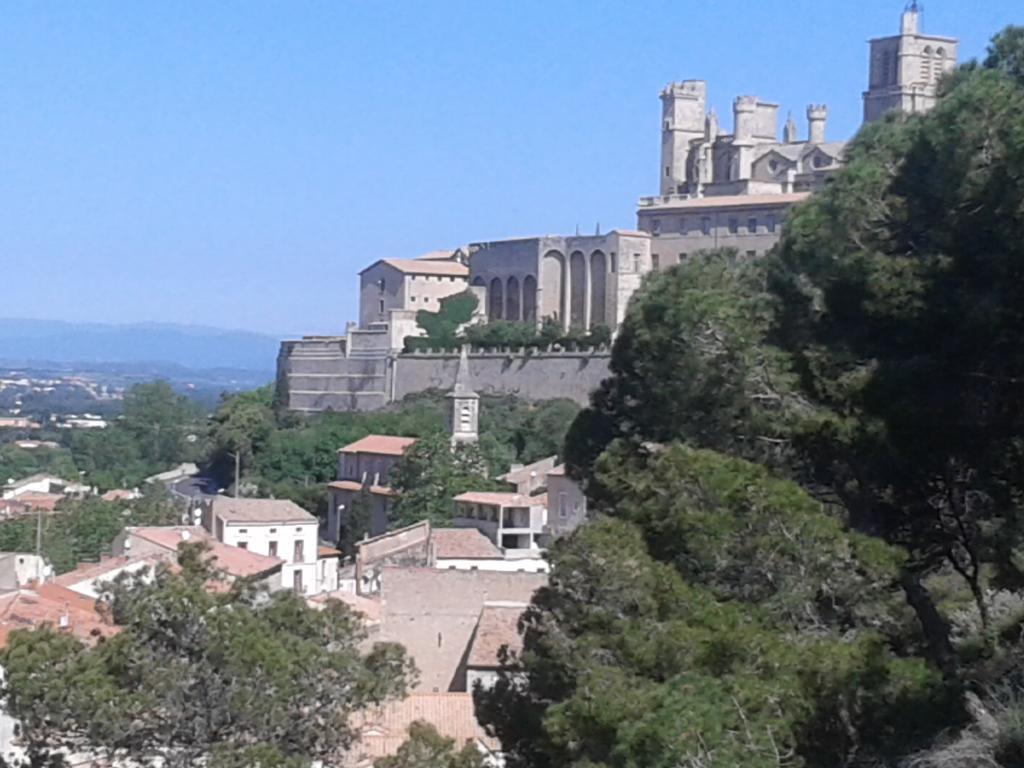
[447,346,479,446]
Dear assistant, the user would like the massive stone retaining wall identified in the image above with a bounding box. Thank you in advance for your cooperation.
[392,349,610,404]
[277,338,611,412]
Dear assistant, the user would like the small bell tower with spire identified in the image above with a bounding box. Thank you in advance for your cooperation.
[447,346,479,447]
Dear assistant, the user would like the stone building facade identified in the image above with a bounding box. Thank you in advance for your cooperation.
[863,4,959,123]
[276,7,959,414]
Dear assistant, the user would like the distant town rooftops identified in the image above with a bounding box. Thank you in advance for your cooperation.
[431,528,502,560]
[360,258,469,277]
[208,497,316,525]
[338,435,417,456]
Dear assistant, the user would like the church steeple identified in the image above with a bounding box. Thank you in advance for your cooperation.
[447,346,479,446]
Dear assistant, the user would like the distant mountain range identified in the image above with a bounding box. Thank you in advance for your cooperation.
[0,319,280,378]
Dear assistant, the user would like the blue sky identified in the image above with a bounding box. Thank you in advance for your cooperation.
[1,1,1017,336]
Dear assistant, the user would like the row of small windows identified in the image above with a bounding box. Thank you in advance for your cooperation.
[375,275,460,293]
[649,214,777,236]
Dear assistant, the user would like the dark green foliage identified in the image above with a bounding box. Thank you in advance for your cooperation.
[67,381,205,490]
[405,291,479,351]
[770,62,1024,648]
[340,487,375,556]
[0,444,78,486]
[477,513,949,768]
[389,432,504,528]
[985,25,1024,85]
[0,487,181,573]
[375,721,488,768]
[0,544,413,768]
[565,250,806,482]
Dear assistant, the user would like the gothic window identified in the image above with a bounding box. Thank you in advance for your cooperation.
[921,46,933,82]
[934,47,946,80]
[632,254,641,273]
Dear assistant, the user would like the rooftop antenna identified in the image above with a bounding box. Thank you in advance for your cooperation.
[595,222,601,235]
[575,223,580,236]
[905,0,922,11]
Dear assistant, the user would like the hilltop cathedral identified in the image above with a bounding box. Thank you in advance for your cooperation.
[277,4,960,414]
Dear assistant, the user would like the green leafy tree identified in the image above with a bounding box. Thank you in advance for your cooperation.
[0,444,78,485]
[0,486,181,574]
[405,291,479,351]
[120,380,202,468]
[769,55,1024,660]
[985,25,1024,84]
[0,543,414,767]
[565,250,807,482]
[389,432,502,527]
[375,722,488,768]
[477,509,947,768]
[340,486,375,556]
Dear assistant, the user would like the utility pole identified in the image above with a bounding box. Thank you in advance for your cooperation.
[227,451,240,497]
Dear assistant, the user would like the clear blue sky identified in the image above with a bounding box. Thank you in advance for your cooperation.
[1,1,1017,336]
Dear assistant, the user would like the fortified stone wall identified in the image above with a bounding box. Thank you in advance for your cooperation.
[392,349,611,405]
[277,339,612,412]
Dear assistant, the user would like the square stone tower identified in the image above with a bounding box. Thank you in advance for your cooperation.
[863,3,958,123]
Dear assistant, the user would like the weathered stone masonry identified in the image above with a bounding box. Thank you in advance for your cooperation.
[278,344,611,412]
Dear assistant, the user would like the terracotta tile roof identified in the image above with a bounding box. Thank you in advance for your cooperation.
[454,491,546,508]
[101,489,138,501]
[129,526,283,578]
[641,191,810,210]
[338,435,417,456]
[413,249,459,261]
[374,259,469,277]
[431,528,502,560]
[0,584,116,648]
[318,545,342,559]
[51,555,154,589]
[467,603,527,668]
[14,492,64,511]
[309,589,381,624]
[353,693,498,760]
[209,497,316,524]
[327,480,397,496]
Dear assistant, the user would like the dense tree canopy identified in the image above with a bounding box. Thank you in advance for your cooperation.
[486,28,1024,768]
[0,544,414,767]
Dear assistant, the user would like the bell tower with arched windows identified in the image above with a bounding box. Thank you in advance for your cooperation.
[447,346,479,447]
[863,3,958,123]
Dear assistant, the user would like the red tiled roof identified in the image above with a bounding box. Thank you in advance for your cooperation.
[318,545,342,559]
[15,492,63,511]
[327,480,396,496]
[130,527,283,578]
[209,497,316,524]
[467,603,527,668]
[454,491,546,508]
[338,435,417,456]
[309,590,381,624]
[371,259,469,277]
[0,584,116,648]
[431,528,502,560]
[353,693,498,760]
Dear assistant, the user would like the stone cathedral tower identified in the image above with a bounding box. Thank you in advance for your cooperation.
[447,346,479,446]
[863,2,958,123]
